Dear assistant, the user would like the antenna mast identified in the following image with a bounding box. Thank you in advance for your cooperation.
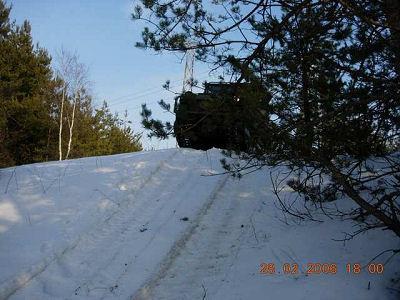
[182,45,195,93]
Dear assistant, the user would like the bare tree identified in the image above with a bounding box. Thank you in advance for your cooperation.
[55,48,89,160]
[57,86,65,161]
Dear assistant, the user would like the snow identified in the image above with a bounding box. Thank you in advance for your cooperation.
[0,148,399,299]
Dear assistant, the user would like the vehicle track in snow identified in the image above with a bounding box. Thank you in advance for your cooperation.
[2,150,180,299]
[70,152,210,299]
[133,172,269,300]
[8,149,229,300]
[131,173,230,300]
[94,158,230,299]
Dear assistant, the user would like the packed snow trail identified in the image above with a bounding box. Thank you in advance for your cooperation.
[1,149,227,299]
[0,149,182,299]
[0,148,399,299]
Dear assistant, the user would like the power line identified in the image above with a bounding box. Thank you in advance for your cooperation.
[108,85,164,103]
[108,72,212,109]
[106,69,211,106]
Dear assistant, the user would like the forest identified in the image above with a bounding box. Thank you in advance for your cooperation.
[0,1,142,168]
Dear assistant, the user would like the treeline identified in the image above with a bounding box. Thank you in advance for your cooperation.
[0,2,142,168]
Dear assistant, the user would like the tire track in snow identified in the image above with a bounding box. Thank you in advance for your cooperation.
[132,173,230,300]
[9,149,217,300]
[67,153,207,299]
[136,174,268,300]
[0,150,180,300]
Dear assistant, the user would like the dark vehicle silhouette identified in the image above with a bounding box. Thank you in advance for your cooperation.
[174,82,269,151]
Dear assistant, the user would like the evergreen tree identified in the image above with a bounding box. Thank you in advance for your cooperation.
[92,102,142,156]
[133,0,400,237]
[0,1,143,167]
[0,1,56,166]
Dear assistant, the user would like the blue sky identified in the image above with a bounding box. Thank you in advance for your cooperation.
[9,0,211,149]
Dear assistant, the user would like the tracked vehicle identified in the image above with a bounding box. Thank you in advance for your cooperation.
[174,82,269,151]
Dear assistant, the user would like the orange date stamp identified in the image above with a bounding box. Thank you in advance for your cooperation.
[259,262,384,275]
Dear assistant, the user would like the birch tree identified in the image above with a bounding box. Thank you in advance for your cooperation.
[56,48,89,160]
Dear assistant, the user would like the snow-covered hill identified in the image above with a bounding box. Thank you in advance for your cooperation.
[0,148,399,299]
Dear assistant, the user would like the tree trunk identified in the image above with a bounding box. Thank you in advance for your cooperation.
[46,127,51,161]
[324,158,400,238]
[65,91,77,160]
[59,88,65,161]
